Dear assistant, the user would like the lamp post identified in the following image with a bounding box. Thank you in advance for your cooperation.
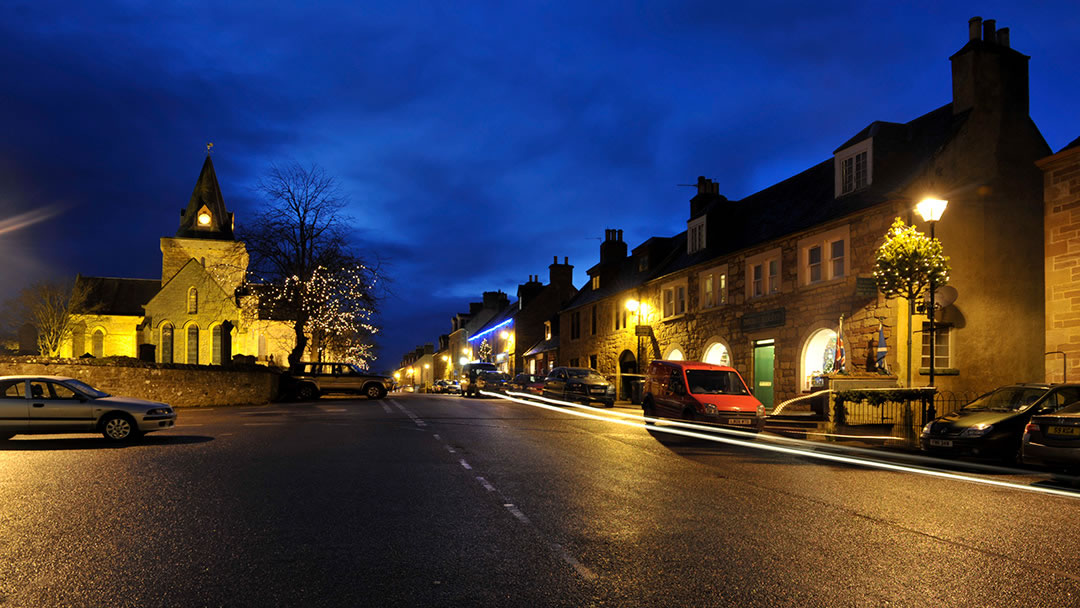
[916,197,948,389]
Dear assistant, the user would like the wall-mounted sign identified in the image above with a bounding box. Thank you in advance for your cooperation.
[635,325,653,337]
[740,308,785,333]
[855,277,878,297]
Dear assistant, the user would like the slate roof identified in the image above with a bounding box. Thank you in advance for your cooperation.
[468,305,518,343]
[176,154,235,240]
[524,336,559,357]
[1063,136,1080,153]
[567,103,968,300]
[73,276,160,316]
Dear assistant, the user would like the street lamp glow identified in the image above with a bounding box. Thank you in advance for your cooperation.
[197,212,212,225]
[424,363,430,369]
[500,331,509,340]
[625,299,639,312]
[916,198,948,223]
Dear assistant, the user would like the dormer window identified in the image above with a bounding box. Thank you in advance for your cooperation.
[591,276,600,290]
[688,217,706,254]
[835,139,872,196]
[196,205,213,228]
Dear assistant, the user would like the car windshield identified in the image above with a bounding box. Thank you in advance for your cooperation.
[685,370,750,395]
[962,386,1047,412]
[62,379,109,398]
[1054,401,1080,415]
[566,369,605,382]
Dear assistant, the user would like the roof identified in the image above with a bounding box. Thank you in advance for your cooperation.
[468,305,518,343]
[176,154,235,240]
[557,104,968,316]
[73,276,160,316]
[524,336,559,357]
[1063,136,1080,153]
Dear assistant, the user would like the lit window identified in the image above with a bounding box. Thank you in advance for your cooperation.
[921,324,951,370]
[662,282,687,319]
[688,217,706,254]
[188,288,198,314]
[799,227,849,286]
[700,267,727,309]
[591,275,600,290]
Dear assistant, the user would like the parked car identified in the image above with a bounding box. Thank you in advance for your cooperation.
[641,360,765,432]
[445,380,462,394]
[287,362,393,400]
[432,380,450,394]
[542,367,615,407]
[508,373,545,395]
[0,375,177,442]
[476,371,510,394]
[460,362,498,397]
[921,383,1080,462]
[1022,400,1080,471]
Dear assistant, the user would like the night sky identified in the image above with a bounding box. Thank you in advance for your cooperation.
[2,1,1078,371]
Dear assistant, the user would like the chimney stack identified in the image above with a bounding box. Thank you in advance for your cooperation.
[951,16,1029,117]
[997,27,1010,48]
[599,228,628,266]
[968,16,982,41]
[549,256,574,291]
[982,18,996,42]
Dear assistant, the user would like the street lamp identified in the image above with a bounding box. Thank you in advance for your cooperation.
[916,197,948,389]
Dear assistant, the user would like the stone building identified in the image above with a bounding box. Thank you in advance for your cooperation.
[1040,137,1080,383]
[558,16,1050,408]
[64,154,298,365]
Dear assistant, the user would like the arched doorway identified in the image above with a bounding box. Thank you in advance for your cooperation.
[618,350,638,403]
[664,347,685,360]
[91,329,105,358]
[800,328,838,391]
[702,341,731,366]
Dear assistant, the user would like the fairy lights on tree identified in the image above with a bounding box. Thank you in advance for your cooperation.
[873,217,950,303]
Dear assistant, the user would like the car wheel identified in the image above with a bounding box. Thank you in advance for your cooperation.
[642,398,656,425]
[297,383,319,401]
[603,400,614,408]
[365,384,387,400]
[101,413,140,442]
[682,408,697,422]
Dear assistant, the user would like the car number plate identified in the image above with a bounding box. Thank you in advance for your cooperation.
[928,439,953,447]
[1048,425,1080,437]
[729,418,752,425]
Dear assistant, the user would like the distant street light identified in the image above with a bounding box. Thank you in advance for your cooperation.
[916,197,948,389]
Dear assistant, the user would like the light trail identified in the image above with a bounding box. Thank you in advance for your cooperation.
[487,391,1080,501]
[0,205,65,236]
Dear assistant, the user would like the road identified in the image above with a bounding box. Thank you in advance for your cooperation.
[1,392,1079,607]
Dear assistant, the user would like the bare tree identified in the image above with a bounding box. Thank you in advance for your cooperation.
[12,280,90,357]
[242,161,384,366]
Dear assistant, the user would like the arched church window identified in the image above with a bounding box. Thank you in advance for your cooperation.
[161,324,174,364]
[188,288,198,314]
[187,325,199,364]
[92,329,104,358]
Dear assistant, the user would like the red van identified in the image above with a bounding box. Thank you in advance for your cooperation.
[642,360,765,432]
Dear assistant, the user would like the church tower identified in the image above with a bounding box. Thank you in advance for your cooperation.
[160,153,249,295]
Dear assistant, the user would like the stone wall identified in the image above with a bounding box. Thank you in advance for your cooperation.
[1041,144,1080,383]
[0,356,279,407]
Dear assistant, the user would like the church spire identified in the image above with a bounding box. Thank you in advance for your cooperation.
[176,151,235,240]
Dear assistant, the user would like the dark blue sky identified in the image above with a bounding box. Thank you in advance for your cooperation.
[2,1,1078,370]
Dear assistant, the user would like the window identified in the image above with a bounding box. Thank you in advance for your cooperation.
[91,329,105,358]
[591,275,600,290]
[700,267,727,309]
[799,227,849,286]
[638,255,649,272]
[835,140,872,196]
[187,325,199,364]
[662,281,687,319]
[687,217,706,254]
[212,325,223,365]
[570,311,581,340]
[920,324,951,370]
[614,304,628,330]
[589,354,598,370]
[569,358,580,367]
[161,324,174,363]
[745,248,782,300]
[591,305,597,336]
[187,287,198,314]
[544,321,552,341]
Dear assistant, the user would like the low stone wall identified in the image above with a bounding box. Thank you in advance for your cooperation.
[0,356,280,407]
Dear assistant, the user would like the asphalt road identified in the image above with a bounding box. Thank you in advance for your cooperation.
[1,392,1079,607]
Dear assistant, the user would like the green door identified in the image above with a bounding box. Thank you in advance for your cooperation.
[753,342,775,408]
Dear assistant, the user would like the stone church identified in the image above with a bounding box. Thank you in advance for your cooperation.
[62,154,297,365]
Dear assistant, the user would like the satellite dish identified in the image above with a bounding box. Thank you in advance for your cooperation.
[935,285,958,308]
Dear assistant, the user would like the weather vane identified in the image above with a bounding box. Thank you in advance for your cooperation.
[207,142,214,154]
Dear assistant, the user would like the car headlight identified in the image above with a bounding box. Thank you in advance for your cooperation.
[921,422,934,435]
[757,404,766,417]
[959,423,994,438]
[703,404,717,415]
[146,408,172,416]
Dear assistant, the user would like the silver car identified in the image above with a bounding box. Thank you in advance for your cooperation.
[0,375,177,442]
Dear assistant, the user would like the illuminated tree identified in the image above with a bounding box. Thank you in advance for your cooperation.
[5,280,92,357]
[242,161,385,365]
[478,339,492,363]
[873,218,950,302]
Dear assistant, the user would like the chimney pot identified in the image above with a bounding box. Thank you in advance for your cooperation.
[564,256,568,264]
[968,16,982,41]
[983,18,996,41]
[997,27,1009,48]
[554,255,558,264]
[617,229,623,242]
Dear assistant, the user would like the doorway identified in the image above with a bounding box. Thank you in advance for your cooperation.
[753,339,775,408]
